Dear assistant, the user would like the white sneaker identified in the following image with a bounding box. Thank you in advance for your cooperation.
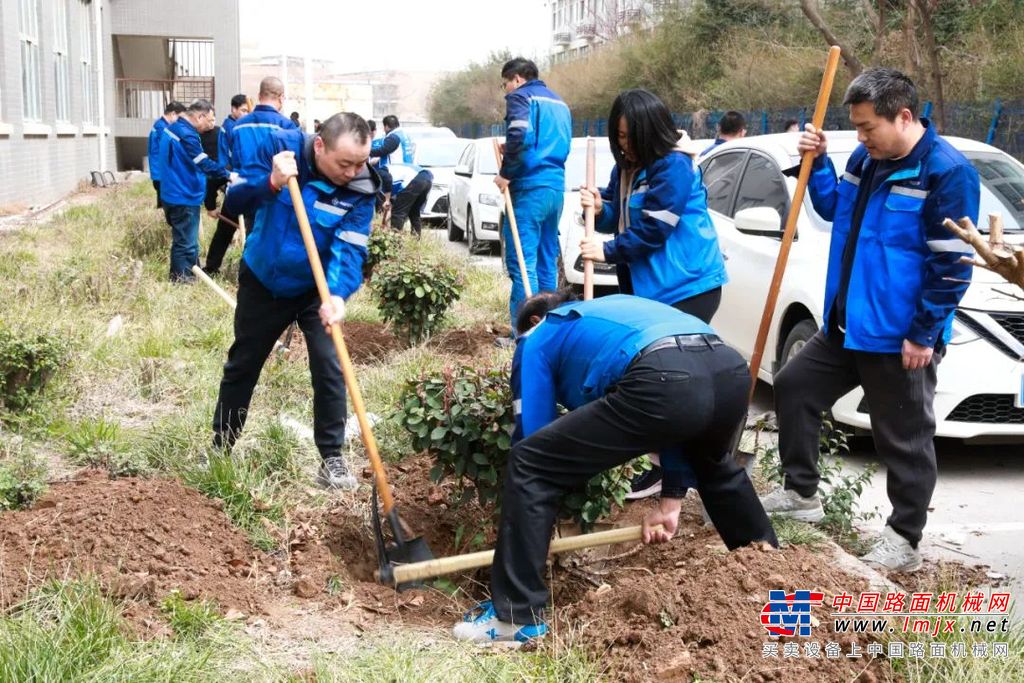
[451,601,547,644]
[860,526,922,572]
[759,487,824,523]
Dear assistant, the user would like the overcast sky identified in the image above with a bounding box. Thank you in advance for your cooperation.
[240,0,551,73]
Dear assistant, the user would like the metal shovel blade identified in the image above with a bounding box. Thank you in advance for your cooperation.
[371,486,435,590]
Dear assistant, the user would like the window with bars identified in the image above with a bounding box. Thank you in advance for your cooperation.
[18,0,42,121]
[54,0,71,122]
[78,0,95,123]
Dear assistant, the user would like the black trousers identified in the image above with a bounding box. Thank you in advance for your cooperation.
[670,286,722,324]
[153,180,162,209]
[212,262,346,459]
[204,177,226,212]
[491,341,779,624]
[774,330,941,547]
[390,172,432,235]
[205,208,254,274]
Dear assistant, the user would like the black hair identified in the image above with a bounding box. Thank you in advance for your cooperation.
[843,67,918,120]
[501,57,539,82]
[290,111,301,120]
[319,112,370,148]
[514,289,577,335]
[607,89,681,169]
[164,101,186,115]
[783,118,799,131]
[230,93,248,109]
[718,111,746,136]
[367,119,377,132]
[187,98,215,114]
[382,114,399,129]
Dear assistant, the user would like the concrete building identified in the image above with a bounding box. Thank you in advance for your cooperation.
[0,0,240,209]
[547,0,691,64]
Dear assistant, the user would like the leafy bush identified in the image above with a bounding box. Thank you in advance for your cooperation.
[394,363,641,529]
[374,258,464,345]
[0,328,66,412]
[364,227,403,281]
[0,438,47,510]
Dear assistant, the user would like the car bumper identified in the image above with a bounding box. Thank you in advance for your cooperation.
[475,204,502,242]
[421,187,449,223]
[832,337,1024,442]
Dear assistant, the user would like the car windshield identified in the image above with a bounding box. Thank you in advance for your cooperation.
[415,140,470,168]
[804,150,1024,233]
[564,140,616,190]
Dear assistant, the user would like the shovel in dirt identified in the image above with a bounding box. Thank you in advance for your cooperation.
[286,177,434,588]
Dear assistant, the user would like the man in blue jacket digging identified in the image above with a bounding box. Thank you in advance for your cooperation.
[761,68,980,572]
[211,112,379,490]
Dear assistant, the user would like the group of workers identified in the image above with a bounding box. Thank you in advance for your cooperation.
[147,58,980,646]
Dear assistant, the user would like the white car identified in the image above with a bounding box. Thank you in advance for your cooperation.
[447,138,504,254]
[403,125,456,140]
[407,137,472,226]
[700,131,1024,442]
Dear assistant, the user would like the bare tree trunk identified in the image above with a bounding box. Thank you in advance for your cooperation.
[799,0,864,77]
[910,0,947,131]
[903,2,923,83]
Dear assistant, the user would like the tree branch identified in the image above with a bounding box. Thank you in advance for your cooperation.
[799,0,865,76]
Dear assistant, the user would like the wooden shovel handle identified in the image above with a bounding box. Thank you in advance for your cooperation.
[287,178,395,512]
[747,46,842,401]
[584,138,596,300]
[492,139,533,298]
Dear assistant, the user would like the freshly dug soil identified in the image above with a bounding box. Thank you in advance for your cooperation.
[284,322,499,366]
[0,470,276,621]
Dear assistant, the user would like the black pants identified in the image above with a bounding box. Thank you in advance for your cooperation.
[390,172,431,235]
[153,180,162,209]
[204,177,226,212]
[212,262,346,459]
[774,330,941,547]
[671,286,722,324]
[491,341,778,624]
[204,208,254,274]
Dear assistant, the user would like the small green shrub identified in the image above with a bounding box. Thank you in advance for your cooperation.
[374,257,464,345]
[364,227,403,280]
[394,363,640,529]
[0,328,66,412]
[64,417,148,478]
[0,438,47,510]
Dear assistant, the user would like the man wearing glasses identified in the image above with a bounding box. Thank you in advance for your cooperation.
[158,99,231,283]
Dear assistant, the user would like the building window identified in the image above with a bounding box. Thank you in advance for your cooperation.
[18,0,42,121]
[53,0,71,122]
[79,0,95,123]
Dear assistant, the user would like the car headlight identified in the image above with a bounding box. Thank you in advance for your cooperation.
[479,193,502,207]
[574,211,584,227]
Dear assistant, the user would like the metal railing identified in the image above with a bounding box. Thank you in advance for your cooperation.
[115,78,215,119]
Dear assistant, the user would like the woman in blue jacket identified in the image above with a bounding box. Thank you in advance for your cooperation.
[580,89,727,324]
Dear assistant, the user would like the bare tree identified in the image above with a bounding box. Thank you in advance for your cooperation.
[798,0,864,77]
[908,0,947,131]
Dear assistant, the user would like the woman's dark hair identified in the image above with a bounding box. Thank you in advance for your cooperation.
[607,89,681,169]
[515,288,577,335]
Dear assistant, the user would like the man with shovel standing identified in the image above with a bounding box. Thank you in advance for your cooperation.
[210,112,379,489]
[760,68,979,571]
[453,292,778,643]
[496,58,572,325]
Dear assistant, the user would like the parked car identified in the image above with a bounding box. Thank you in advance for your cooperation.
[403,125,457,140]
[406,137,472,226]
[447,138,504,254]
[699,130,1024,442]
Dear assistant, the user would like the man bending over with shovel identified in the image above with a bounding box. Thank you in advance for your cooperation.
[453,292,777,643]
[210,112,379,489]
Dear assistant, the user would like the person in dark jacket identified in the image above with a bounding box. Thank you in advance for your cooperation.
[148,101,186,208]
[157,99,230,282]
[452,291,777,644]
[200,122,226,217]
[496,58,572,325]
[211,112,378,490]
[761,68,980,572]
[386,163,432,235]
[202,93,252,275]
[579,89,729,498]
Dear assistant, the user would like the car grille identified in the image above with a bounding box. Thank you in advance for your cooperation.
[573,254,618,275]
[989,312,1024,346]
[431,195,449,214]
[946,394,1024,424]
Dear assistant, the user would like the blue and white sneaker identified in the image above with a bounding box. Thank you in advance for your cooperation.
[451,601,548,644]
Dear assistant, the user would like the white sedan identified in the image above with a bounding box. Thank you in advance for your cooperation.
[700,131,1024,442]
[407,137,472,226]
[447,138,504,254]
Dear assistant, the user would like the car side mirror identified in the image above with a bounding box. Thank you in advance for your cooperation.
[734,206,783,236]
[454,166,471,177]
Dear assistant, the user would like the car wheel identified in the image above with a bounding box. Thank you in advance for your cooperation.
[467,207,484,255]
[780,319,817,369]
[447,201,463,242]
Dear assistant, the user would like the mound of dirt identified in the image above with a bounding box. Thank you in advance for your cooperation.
[283,322,500,366]
[0,470,278,619]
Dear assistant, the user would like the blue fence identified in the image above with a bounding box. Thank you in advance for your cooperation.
[457,99,1024,160]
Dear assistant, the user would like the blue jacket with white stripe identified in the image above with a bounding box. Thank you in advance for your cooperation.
[147,116,171,181]
[157,117,229,206]
[501,80,572,192]
[369,128,416,167]
[596,150,728,306]
[218,114,241,170]
[511,294,713,495]
[232,128,379,300]
[229,105,298,178]
[808,120,979,352]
